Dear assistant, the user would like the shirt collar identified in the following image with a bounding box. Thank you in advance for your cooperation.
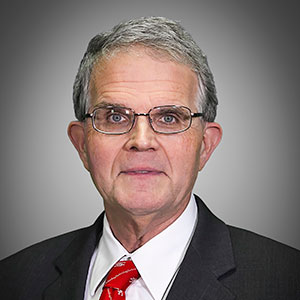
[89,194,198,300]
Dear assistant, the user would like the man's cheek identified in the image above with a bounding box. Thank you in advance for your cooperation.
[87,145,108,173]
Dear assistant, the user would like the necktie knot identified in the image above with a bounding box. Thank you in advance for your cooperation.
[100,259,140,299]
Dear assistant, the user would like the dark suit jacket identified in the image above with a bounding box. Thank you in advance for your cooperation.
[1,195,300,299]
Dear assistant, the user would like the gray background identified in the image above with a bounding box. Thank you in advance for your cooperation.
[1,0,299,260]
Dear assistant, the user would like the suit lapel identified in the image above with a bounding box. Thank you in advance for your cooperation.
[43,214,104,300]
[167,196,236,300]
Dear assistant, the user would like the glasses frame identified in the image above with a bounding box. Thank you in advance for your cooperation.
[84,104,203,135]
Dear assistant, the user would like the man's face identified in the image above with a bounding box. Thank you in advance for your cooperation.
[69,49,221,220]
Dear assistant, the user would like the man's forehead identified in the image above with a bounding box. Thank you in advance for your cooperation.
[89,49,199,101]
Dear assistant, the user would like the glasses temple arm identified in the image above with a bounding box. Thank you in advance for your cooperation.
[191,112,203,118]
[84,113,93,119]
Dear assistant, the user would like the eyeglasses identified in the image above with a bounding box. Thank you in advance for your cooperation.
[84,105,203,135]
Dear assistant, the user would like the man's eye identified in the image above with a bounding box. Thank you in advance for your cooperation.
[162,114,176,123]
[108,113,126,123]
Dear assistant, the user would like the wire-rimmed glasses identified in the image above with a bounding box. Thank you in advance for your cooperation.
[84,105,203,135]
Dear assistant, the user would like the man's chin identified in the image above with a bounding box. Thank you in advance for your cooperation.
[116,174,168,195]
[112,192,168,217]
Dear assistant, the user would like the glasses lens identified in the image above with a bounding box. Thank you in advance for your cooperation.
[150,106,191,133]
[93,106,133,134]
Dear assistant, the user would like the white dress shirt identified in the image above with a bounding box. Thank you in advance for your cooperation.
[84,195,198,300]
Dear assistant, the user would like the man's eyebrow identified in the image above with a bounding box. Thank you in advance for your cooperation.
[93,101,127,108]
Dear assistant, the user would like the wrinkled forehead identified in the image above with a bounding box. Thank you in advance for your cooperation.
[88,47,200,110]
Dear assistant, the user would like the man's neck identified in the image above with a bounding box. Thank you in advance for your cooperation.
[104,200,190,253]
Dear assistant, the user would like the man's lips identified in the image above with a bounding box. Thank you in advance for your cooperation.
[119,168,164,176]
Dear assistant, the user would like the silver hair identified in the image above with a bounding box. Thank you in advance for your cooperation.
[73,16,218,122]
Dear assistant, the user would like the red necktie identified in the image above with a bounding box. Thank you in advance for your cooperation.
[99,259,140,300]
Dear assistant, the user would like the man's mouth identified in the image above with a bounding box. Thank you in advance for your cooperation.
[120,168,164,176]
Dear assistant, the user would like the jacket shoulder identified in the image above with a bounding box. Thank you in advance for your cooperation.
[1,228,84,266]
[228,225,300,261]
[224,226,300,298]
[0,227,90,298]
[0,214,104,299]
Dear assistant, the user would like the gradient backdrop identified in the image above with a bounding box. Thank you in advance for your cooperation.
[1,0,299,259]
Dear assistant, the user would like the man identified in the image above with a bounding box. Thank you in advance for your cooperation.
[0,16,299,300]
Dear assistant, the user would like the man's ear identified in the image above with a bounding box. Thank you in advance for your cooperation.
[68,121,90,171]
[198,122,222,171]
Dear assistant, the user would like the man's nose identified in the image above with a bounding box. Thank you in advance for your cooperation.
[124,115,158,151]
